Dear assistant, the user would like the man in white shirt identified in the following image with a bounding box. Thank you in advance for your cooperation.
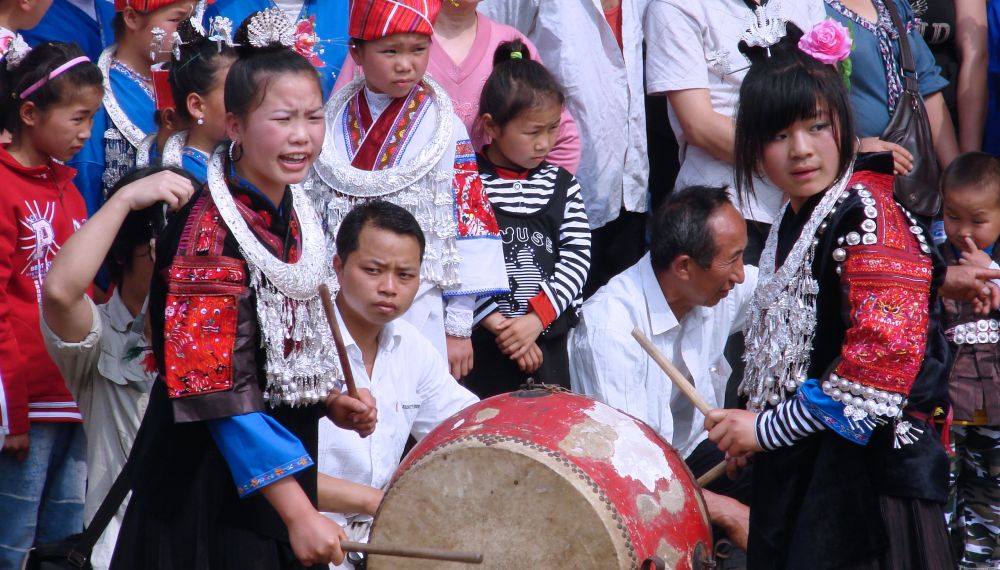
[644,0,826,261]
[317,201,478,568]
[570,185,754,548]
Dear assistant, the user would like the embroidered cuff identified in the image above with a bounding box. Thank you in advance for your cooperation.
[527,291,557,329]
[800,378,873,445]
[445,300,474,338]
[207,412,314,498]
[754,395,826,451]
[236,454,313,498]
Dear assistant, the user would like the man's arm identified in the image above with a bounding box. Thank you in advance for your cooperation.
[317,472,384,516]
[666,89,736,164]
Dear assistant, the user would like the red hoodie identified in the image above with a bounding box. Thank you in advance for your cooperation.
[0,146,86,436]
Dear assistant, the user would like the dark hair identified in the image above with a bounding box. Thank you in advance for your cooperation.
[335,201,426,261]
[478,39,564,128]
[104,166,201,283]
[650,186,733,271]
[169,19,237,122]
[941,151,1000,197]
[0,42,103,134]
[734,24,855,206]
[225,12,322,119]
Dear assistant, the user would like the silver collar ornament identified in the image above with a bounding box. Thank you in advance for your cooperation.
[206,148,343,407]
[309,75,461,289]
[740,161,854,411]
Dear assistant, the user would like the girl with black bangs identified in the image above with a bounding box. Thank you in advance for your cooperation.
[704,22,954,569]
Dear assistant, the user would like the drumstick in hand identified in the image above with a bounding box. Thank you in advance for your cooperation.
[631,328,726,487]
[631,328,712,414]
[342,541,483,564]
[319,284,359,400]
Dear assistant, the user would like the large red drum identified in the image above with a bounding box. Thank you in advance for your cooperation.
[367,390,713,569]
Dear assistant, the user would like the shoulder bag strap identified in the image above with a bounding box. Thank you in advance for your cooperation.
[881,0,919,92]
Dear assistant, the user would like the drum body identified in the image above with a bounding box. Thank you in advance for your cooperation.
[368,390,713,569]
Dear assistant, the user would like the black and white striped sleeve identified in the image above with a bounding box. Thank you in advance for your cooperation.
[754,396,826,450]
[539,175,591,317]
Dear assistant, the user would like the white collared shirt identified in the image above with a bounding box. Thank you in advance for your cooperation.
[317,313,478,526]
[478,0,649,229]
[569,254,758,458]
[644,0,825,224]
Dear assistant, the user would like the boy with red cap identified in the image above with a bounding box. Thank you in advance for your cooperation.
[69,0,196,216]
[309,0,508,383]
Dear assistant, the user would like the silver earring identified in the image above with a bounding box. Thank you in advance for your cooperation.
[196,117,204,125]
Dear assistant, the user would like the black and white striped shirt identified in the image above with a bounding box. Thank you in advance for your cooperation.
[474,160,591,327]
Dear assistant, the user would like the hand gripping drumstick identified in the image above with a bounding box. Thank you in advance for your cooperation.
[631,328,727,487]
[342,541,483,564]
[319,284,359,400]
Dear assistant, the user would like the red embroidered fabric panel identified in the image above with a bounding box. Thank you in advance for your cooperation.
[834,174,932,397]
[348,84,430,171]
[454,140,500,237]
[164,256,246,399]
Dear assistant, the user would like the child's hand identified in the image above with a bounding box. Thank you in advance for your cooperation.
[494,312,544,359]
[480,312,507,335]
[515,343,544,374]
[959,236,993,269]
[2,432,29,462]
[286,510,347,566]
[115,171,196,212]
[704,409,762,457]
[446,335,474,380]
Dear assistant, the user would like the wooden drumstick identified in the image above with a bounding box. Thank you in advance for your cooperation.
[319,284,359,400]
[342,541,484,564]
[696,460,728,487]
[632,328,729,488]
[631,328,713,415]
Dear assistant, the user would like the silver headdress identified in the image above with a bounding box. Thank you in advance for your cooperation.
[740,1,787,55]
[4,35,30,70]
[246,7,295,48]
[208,16,236,49]
[150,26,166,61]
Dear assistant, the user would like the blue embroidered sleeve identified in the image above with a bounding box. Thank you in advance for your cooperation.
[798,378,874,445]
[207,412,314,498]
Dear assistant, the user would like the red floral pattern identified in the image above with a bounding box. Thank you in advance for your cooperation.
[163,257,246,399]
[454,144,500,237]
[834,174,932,397]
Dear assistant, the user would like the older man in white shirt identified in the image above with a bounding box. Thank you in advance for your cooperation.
[316,201,478,569]
[571,185,754,547]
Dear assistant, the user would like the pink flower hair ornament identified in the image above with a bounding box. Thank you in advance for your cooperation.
[798,18,854,86]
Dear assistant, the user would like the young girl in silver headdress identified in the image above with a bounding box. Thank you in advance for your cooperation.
[111,10,376,569]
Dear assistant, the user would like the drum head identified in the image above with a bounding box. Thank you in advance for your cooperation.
[368,440,628,568]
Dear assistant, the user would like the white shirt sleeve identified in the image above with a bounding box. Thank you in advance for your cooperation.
[644,1,710,94]
[410,345,479,441]
[477,0,542,37]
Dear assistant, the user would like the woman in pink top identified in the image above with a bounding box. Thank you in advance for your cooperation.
[333,0,581,173]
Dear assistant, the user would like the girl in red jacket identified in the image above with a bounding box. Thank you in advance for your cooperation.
[0,40,103,567]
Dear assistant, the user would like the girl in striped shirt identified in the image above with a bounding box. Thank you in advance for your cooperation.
[465,39,591,398]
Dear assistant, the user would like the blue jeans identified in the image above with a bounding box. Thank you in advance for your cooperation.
[0,422,86,569]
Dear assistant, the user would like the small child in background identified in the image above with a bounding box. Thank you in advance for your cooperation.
[464,39,591,398]
[0,41,104,567]
[160,16,236,183]
[940,151,1000,569]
